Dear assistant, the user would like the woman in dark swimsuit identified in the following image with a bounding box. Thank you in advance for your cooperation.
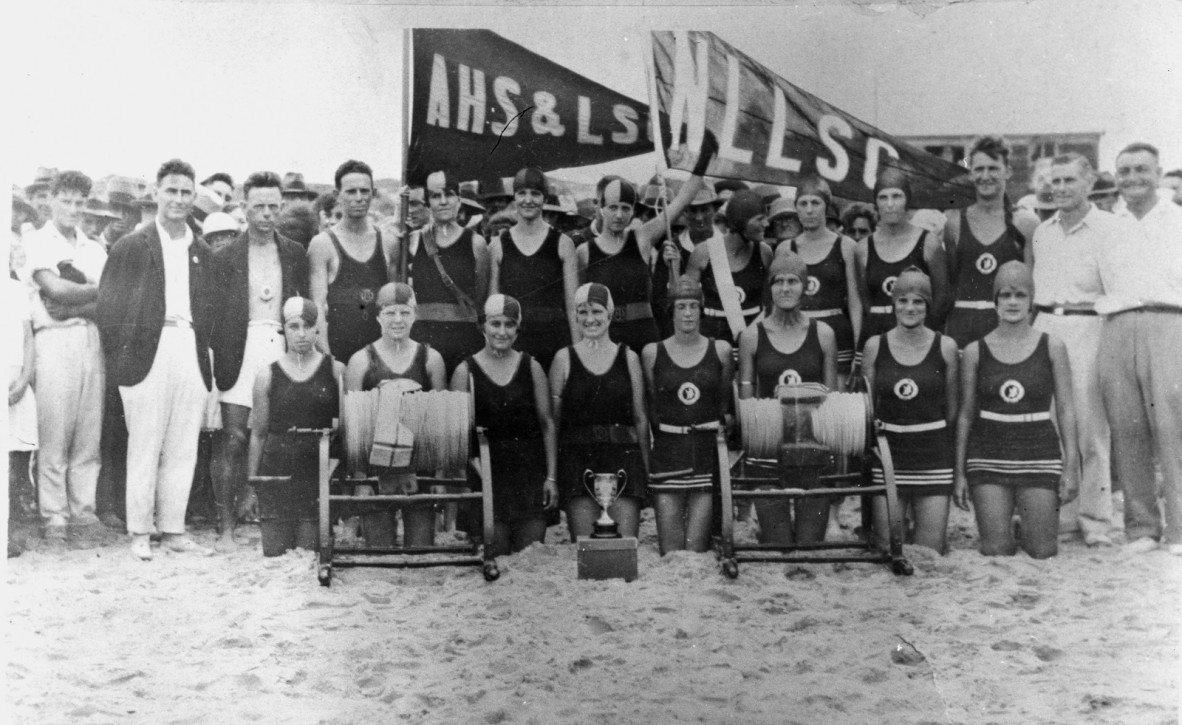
[549,283,650,540]
[450,294,558,556]
[862,267,960,553]
[954,262,1079,558]
[247,298,345,556]
[343,283,447,547]
[642,277,733,554]
[855,169,950,348]
[737,252,838,545]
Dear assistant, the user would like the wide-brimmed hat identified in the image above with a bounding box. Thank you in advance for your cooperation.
[105,176,140,211]
[542,194,564,213]
[458,187,485,213]
[1015,192,1055,212]
[687,182,721,208]
[11,192,37,221]
[82,198,121,220]
[202,211,239,236]
[767,197,798,222]
[480,177,515,202]
[280,172,318,201]
[25,166,58,197]
[639,175,673,209]
[136,188,158,210]
[576,198,597,221]
[1089,171,1118,199]
[752,184,782,207]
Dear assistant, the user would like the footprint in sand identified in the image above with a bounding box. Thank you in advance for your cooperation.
[704,588,741,603]
[1031,645,1065,662]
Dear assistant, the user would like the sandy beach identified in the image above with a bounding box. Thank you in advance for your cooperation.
[5,502,1180,725]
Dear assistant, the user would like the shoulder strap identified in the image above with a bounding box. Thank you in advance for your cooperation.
[327,229,345,255]
[706,236,747,339]
[422,225,477,313]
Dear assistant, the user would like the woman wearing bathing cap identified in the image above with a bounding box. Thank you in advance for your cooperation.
[396,170,489,374]
[247,297,345,556]
[737,252,838,546]
[549,282,650,539]
[684,187,775,344]
[450,294,558,555]
[862,266,960,554]
[577,132,717,355]
[343,282,447,548]
[954,261,1078,558]
[486,167,577,369]
[641,277,734,555]
[854,168,950,351]
[775,176,863,379]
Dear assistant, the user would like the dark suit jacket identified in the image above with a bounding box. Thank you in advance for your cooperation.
[96,223,214,389]
[210,231,309,391]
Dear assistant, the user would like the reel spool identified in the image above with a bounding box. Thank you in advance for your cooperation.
[737,387,871,458]
[342,387,471,473]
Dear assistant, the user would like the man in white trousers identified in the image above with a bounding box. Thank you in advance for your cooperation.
[97,158,216,560]
[25,170,107,547]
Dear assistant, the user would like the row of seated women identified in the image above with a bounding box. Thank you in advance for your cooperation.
[248,246,1078,561]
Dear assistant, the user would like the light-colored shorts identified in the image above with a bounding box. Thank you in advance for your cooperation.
[219,321,285,408]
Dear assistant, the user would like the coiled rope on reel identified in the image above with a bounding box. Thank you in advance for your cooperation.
[737,390,871,459]
[342,389,470,473]
[737,398,782,459]
[812,392,871,457]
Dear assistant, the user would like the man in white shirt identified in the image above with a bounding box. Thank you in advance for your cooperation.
[97,159,216,560]
[1096,142,1182,555]
[1025,152,1122,546]
[25,170,108,546]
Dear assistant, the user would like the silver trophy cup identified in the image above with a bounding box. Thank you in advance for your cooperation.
[583,469,627,539]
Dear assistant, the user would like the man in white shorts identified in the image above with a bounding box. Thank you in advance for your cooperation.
[209,171,309,551]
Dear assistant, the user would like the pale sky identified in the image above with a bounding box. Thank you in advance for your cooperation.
[5,0,1181,190]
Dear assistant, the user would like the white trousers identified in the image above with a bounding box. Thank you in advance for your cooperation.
[120,327,208,535]
[1032,314,1113,537]
[34,323,104,525]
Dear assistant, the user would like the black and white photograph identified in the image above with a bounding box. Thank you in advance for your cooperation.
[5,1,1181,723]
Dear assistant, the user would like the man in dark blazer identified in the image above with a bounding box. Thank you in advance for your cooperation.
[209,171,309,552]
[97,158,216,561]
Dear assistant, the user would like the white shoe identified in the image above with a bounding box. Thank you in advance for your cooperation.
[1084,532,1114,548]
[130,536,153,561]
[163,536,214,556]
[1123,537,1158,554]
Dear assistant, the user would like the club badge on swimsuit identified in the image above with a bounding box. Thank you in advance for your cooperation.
[677,382,701,405]
[357,288,377,319]
[778,369,802,387]
[806,276,821,296]
[882,276,897,296]
[975,253,998,275]
[893,378,919,401]
[1000,379,1025,404]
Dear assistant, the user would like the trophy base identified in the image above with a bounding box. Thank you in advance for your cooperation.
[577,537,638,582]
[591,521,621,539]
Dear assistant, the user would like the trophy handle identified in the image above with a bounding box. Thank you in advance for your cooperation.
[583,469,594,496]
[616,469,627,488]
